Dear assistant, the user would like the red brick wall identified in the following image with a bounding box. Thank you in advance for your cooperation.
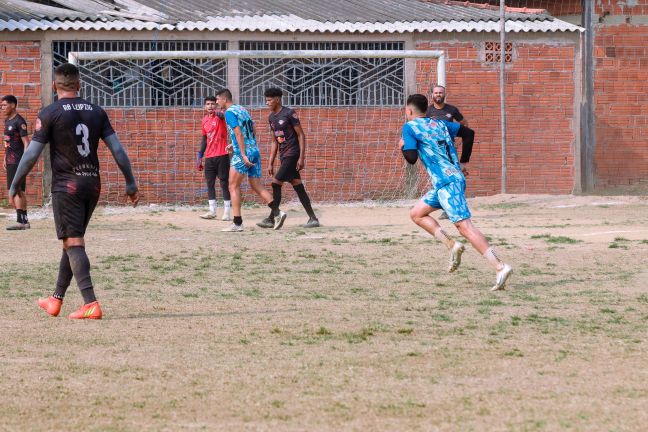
[593,2,648,188]
[97,41,576,205]
[0,41,43,205]
[417,41,576,196]
[465,0,582,16]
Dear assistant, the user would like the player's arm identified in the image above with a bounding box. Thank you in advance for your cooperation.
[400,124,419,165]
[103,133,139,207]
[196,135,207,171]
[9,140,46,197]
[454,107,467,126]
[268,128,279,177]
[294,123,306,170]
[233,126,253,167]
[456,125,475,164]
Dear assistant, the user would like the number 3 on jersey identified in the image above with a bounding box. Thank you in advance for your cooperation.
[75,123,90,157]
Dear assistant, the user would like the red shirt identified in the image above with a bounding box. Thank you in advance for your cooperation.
[201,112,228,158]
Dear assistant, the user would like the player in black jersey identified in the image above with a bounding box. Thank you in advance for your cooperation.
[257,88,319,229]
[9,63,139,320]
[2,95,31,230]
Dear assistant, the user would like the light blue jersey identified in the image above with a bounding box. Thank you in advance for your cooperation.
[402,117,464,190]
[224,104,258,155]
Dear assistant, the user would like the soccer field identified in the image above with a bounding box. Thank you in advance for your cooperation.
[1,194,647,431]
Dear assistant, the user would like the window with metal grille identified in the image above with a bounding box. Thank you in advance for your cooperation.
[239,41,405,107]
[52,41,228,107]
[485,41,513,63]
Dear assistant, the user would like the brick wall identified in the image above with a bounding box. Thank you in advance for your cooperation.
[593,1,648,188]
[467,0,582,16]
[0,41,43,205]
[101,37,577,206]
[417,41,576,196]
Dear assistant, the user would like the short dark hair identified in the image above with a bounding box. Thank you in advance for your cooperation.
[54,63,80,91]
[204,96,216,103]
[1,95,17,106]
[407,94,428,114]
[216,88,232,101]
[432,84,446,91]
[264,88,283,98]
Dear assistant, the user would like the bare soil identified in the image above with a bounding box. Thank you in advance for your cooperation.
[1,194,647,431]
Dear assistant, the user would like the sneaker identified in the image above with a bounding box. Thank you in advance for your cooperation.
[491,264,513,291]
[200,211,217,220]
[221,223,244,232]
[6,222,29,230]
[303,218,320,228]
[256,217,274,229]
[68,301,102,320]
[38,296,62,317]
[221,207,232,221]
[438,211,449,220]
[273,211,287,230]
[448,241,465,273]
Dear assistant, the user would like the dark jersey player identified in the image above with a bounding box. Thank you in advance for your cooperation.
[9,63,139,320]
[257,88,319,229]
[2,95,31,230]
[196,96,231,221]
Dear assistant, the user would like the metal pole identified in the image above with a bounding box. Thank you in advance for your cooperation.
[500,0,507,194]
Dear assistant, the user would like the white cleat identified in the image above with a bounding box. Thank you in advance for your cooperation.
[448,241,465,273]
[200,211,217,220]
[273,211,287,230]
[438,210,449,220]
[221,207,232,221]
[491,264,513,291]
[221,223,244,232]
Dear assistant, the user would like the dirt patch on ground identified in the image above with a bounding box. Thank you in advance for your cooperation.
[1,194,647,431]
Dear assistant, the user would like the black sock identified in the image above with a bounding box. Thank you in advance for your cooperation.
[16,210,21,223]
[22,210,28,224]
[293,183,316,219]
[53,249,73,300]
[66,246,96,304]
[233,216,243,226]
[271,183,282,217]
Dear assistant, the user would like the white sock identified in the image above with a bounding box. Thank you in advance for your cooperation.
[209,200,217,213]
[483,247,504,271]
[433,227,456,249]
[224,200,231,209]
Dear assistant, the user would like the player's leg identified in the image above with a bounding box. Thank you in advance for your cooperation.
[256,178,282,229]
[290,178,319,228]
[217,155,232,221]
[247,149,286,230]
[439,181,512,290]
[65,192,102,318]
[222,166,245,231]
[201,157,218,219]
[5,164,28,230]
[410,193,465,273]
[454,218,512,291]
[37,248,71,317]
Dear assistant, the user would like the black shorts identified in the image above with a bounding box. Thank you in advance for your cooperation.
[52,191,100,239]
[204,155,230,181]
[6,164,26,192]
[275,156,301,182]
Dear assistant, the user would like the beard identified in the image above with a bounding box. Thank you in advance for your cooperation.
[433,96,445,104]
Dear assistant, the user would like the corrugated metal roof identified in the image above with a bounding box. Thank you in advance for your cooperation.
[0,0,583,33]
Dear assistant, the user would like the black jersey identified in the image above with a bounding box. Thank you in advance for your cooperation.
[32,97,115,194]
[426,103,464,123]
[268,106,301,158]
[3,114,28,165]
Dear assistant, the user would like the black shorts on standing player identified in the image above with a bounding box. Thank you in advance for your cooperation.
[258,88,319,229]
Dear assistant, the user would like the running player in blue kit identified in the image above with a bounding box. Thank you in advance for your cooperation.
[400,94,512,291]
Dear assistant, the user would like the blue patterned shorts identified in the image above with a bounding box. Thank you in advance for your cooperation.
[422,180,471,223]
[231,147,262,178]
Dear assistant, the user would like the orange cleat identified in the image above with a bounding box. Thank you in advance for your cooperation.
[68,301,103,320]
[38,296,62,317]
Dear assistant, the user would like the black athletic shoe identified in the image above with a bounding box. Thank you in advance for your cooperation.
[303,218,320,228]
[256,217,274,229]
